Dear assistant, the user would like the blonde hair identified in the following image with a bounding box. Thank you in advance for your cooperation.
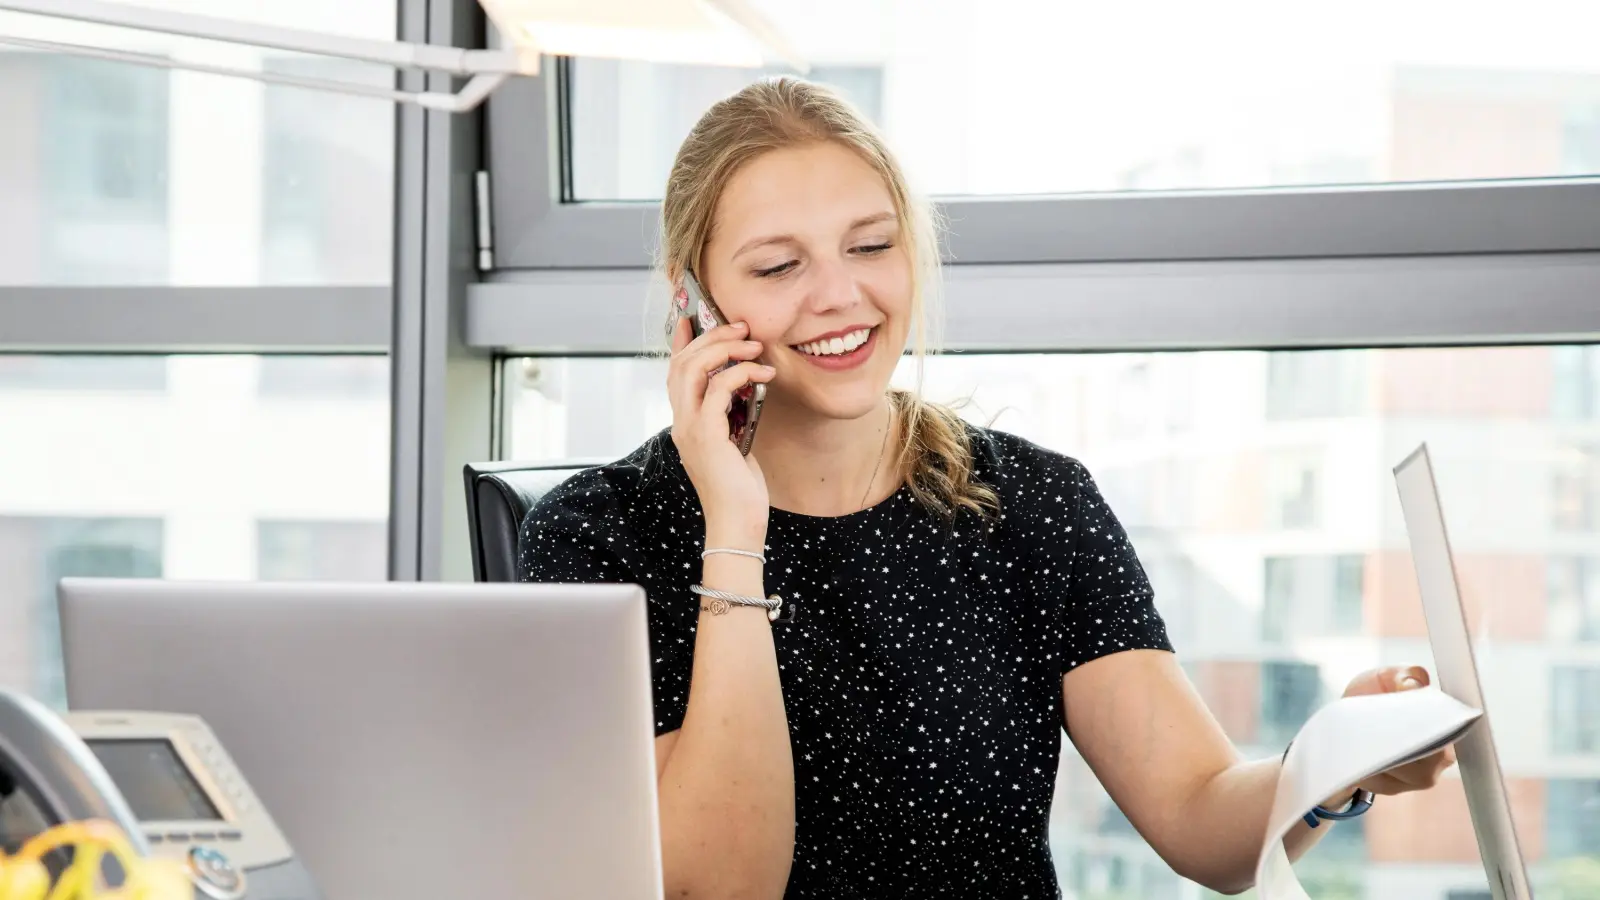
[657,76,998,522]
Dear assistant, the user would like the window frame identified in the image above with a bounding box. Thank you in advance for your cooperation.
[483,61,1600,271]
[466,251,1600,356]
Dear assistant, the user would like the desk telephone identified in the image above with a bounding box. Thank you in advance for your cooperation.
[0,691,317,900]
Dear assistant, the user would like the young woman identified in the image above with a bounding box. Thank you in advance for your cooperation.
[518,77,1456,899]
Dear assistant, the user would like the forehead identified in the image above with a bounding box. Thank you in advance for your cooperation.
[712,141,895,244]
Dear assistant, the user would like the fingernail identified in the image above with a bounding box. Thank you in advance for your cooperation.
[1398,674,1422,690]
[761,365,776,374]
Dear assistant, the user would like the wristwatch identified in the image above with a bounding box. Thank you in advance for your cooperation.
[1302,788,1375,828]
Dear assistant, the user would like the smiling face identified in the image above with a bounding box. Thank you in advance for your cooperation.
[697,140,914,423]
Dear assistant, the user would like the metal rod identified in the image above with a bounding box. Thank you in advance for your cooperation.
[0,0,527,74]
[0,33,491,108]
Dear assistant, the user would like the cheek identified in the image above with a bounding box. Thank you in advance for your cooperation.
[863,257,914,320]
[741,294,802,350]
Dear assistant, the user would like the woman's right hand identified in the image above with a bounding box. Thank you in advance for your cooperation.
[667,314,775,550]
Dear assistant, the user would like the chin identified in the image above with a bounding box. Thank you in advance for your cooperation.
[782,365,897,422]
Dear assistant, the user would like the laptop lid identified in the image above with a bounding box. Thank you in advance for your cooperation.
[57,578,663,900]
[1394,444,1533,900]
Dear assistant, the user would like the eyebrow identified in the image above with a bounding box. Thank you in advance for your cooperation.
[732,211,899,259]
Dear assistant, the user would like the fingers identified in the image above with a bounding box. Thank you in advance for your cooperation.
[1387,665,1429,692]
[670,340,765,415]
[666,320,762,415]
[1369,742,1458,795]
[674,319,747,358]
[700,361,776,431]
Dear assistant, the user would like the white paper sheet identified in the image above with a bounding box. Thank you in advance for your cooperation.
[1253,686,1481,899]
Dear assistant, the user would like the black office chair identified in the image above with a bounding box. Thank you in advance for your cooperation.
[463,459,607,582]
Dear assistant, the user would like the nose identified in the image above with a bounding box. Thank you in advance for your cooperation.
[806,255,863,315]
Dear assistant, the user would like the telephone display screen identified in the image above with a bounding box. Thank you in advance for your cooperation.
[87,739,222,822]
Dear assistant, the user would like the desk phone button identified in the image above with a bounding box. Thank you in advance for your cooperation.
[192,831,217,841]
[145,834,165,844]
[218,831,241,841]
[166,833,191,843]
[187,846,246,900]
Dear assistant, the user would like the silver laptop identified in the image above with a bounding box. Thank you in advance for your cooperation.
[1394,444,1533,899]
[57,579,663,900]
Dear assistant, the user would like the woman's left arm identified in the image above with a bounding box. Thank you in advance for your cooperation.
[1061,651,1455,895]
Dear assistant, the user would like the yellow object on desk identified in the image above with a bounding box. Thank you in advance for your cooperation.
[0,820,190,900]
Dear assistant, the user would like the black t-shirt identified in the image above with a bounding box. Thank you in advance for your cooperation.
[517,425,1174,899]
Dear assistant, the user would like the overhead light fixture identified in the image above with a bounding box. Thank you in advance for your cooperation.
[478,0,807,72]
[0,0,806,112]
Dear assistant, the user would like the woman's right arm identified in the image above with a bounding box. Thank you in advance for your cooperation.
[653,316,793,899]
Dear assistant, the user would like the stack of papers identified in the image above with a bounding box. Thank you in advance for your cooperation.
[1254,686,1481,899]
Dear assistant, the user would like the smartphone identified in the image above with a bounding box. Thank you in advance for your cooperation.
[676,271,766,455]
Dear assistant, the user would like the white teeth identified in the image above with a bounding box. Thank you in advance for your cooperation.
[797,328,872,357]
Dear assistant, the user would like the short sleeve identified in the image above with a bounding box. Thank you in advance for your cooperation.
[1057,459,1173,670]
[517,472,695,736]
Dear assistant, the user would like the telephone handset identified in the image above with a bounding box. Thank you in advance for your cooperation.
[0,690,147,854]
[0,690,319,900]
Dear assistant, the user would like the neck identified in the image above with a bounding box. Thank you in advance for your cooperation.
[754,394,897,517]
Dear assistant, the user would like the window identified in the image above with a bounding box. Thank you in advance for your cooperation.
[0,354,390,704]
[1260,661,1324,748]
[1332,555,1365,633]
[31,56,170,284]
[505,344,1600,896]
[569,59,883,201]
[0,356,166,392]
[257,521,387,581]
[1262,555,1365,642]
[1549,557,1600,641]
[1552,444,1600,531]
[0,0,396,286]
[1266,452,1320,530]
[0,518,163,708]
[561,2,1600,200]
[257,356,390,399]
[261,57,396,285]
[1553,346,1600,420]
[1266,351,1371,420]
[1551,667,1600,754]
[1547,780,1600,860]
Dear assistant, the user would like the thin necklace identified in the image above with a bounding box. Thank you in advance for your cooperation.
[859,403,893,511]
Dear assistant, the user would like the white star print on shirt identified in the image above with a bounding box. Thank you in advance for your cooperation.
[518,425,1172,899]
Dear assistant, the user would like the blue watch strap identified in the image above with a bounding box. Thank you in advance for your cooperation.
[1301,789,1375,828]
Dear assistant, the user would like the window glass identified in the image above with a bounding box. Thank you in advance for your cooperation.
[1549,557,1600,641]
[1552,444,1600,532]
[0,0,395,286]
[1551,667,1600,755]
[0,355,390,707]
[257,521,389,581]
[1260,660,1324,748]
[564,0,1600,200]
[1262,555,1366,643]
[507,343,1600,896]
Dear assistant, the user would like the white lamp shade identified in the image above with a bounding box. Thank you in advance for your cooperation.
[478,0,807,71]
